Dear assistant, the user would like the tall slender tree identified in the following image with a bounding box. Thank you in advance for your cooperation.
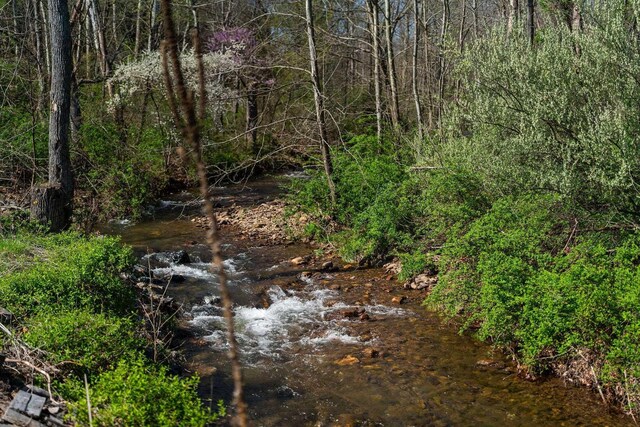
[384,0,400,130]
[306,0,337,207]
[367,0,383,142]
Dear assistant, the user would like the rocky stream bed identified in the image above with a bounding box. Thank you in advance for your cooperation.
[99,175,631,426]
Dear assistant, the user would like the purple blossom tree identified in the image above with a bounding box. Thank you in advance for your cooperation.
[207,27,275,152]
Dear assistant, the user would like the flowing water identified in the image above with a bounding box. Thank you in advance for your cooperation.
[101,176,631,426]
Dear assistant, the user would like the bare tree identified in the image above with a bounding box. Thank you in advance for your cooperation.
[159,1,248,425]
[507,0,519,35]
[527,0,534,45]
[367,0,383,142]
[384,0,400,130]
[306,0,337,207]
[412,0,423,139]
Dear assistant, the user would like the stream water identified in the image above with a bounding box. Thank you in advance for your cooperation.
[101,176,631,426]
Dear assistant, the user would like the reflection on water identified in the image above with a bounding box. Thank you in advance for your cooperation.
[101,177,630,427]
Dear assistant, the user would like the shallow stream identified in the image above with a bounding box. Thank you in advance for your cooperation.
[101,176,630,426]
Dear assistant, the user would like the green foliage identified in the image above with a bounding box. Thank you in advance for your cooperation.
[440,11,640,224]
[23,310,142,375]
[77,120,171,220]
[426,192,640,380]
[290,133,415,260]
[397,250,430,282]
[61,357,223,427]
[411,169,491,244]
[0,107,47,184]
[0,232,135,318]
[429,194,564,328]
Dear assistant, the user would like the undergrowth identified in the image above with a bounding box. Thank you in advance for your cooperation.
[289,130,640,415]
[0,227,223,425]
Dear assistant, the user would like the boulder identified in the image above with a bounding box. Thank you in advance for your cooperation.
[171,250,191,264]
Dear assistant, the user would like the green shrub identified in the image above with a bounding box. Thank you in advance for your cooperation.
[412,169,491,244]
[428,194,567,339]
[0,232,135,318]
[61,357,223,427]
[23,310,142,374]
[439,10,640,224]
[397,250,430,282]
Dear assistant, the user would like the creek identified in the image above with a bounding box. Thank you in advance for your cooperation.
[101,175,629,426]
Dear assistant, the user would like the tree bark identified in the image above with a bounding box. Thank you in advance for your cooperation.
[32,0,74,231]
[527,0,534,45]
[412,0,423,139]
[367,0,383,142]
[134,0,143,56]
[305,0,336,207]
[507,0,519,35]
[384,0,400,130]
[31,185,70,231]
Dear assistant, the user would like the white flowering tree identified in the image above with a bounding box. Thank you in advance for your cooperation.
[108,49,239,120]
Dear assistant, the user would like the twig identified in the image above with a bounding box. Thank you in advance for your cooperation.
[591,366,607,405]
[84,373,93,427]
[5,358,61,406]
[624,369,638,424]
[159,2,248,425]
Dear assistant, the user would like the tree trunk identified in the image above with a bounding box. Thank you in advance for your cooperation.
[32,0,74,231]
[32,0,47,112]
[527,0,534,45]
[412,0,423,139]
[134,0,143,56]
[30,185,70,231]
[384,0,400,130]
[148,0,160,51]
[367,0,383,142]
[305,0,336,207]
[39,0,51,75]
[437,0,449,124]
[422,0,434,129]
[458,0,467,52]
[246,87,259,153]
[12,0,20,56]
[87,0,108,78]
[472,0,478,38]
[507,0,518,35]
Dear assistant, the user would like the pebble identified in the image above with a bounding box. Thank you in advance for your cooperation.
[391,296,407,304]
[335,355,360,366]
[363,348,379,358]
[290,256,308,266]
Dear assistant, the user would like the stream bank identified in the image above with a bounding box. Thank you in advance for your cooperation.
[102,175,630,426]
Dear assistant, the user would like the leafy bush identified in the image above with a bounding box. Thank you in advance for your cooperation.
[23,310,142,374]
[397,250,430,282]
[61,357,223,427]
[429,194,567,337]
[437,12,640,224]
[290,134,415,260]
[0,232,135,318]
[412,169,491,244]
